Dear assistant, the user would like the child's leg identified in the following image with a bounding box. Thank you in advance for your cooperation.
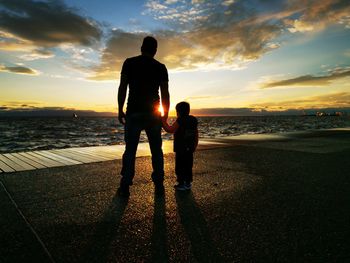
[175,152,185,184]
[183,151,194,184]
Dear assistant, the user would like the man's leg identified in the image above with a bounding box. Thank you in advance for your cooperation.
[120,115,141,187]
[145,120,164,186]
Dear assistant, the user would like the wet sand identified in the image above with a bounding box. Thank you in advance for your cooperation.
[1,129,349,262]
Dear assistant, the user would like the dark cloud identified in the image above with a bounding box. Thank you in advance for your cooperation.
[0,106,114,117]
[250,92,350,110]
[4,101,41,106]
[0,65,38,75]
[191,107,266,116]
[0,0,101,47]
[188,106,350,116]
[262,69,350,88]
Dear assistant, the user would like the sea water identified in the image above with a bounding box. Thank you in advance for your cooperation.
[0,116,349,153]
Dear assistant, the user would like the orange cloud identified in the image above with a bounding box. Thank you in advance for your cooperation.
[89,0,350,81]
[261,69,350,88]
[285,0,350,32]
[89,19,280,80]
[0,64,39,75]
[250,92,350,110]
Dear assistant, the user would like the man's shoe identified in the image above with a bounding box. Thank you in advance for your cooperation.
[174,183,187,191]
[155,183,165,196]
[117,185,130,197]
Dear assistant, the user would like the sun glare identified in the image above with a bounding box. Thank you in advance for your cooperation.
[158,104,164,116]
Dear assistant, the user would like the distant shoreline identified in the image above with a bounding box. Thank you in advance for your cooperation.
[1,107,349,118]
[1,114,350,118]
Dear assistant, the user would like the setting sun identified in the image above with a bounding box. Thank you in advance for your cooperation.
[158,104,164,116]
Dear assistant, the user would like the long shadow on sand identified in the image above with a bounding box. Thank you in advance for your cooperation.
[81,193,129,263]
[150,194,169,262]
[175,191,223,262]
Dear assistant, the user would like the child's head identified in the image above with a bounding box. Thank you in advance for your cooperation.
[176,101,190,117]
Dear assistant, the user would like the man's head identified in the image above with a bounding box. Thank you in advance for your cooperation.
[141,36,157,57]
[176,101,190,117]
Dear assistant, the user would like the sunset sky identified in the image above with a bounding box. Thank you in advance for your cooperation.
[1,0,350,116]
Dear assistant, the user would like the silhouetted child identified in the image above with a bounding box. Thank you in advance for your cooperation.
[162,102,198,190]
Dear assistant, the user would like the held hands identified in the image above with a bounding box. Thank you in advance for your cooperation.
[161,115,169,130]
[161,115,167,124]
[118,111,126,125]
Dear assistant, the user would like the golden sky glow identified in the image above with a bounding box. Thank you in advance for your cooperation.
[0,0,350,115]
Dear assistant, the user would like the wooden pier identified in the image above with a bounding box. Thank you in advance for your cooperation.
[0,140,226,173]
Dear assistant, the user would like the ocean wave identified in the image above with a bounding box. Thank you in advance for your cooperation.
[0,116,349,153]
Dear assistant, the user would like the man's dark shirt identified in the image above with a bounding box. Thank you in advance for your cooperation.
[121,55,168,115]
[174,115,198,153]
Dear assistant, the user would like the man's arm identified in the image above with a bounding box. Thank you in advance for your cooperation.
[194,129,199,150]
[160,81,170,119]
[118,74,128,124]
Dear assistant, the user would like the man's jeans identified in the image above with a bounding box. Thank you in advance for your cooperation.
[120,113,164,186]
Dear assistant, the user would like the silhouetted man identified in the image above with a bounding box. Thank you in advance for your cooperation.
[117,36,170,197]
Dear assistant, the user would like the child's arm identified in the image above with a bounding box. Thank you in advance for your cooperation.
[161,117,179,133]
[194,129,199,150]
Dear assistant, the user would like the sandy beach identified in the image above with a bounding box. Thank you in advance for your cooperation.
[1,129,349,262]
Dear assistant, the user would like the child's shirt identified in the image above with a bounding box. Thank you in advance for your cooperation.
[163,115,198,153]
